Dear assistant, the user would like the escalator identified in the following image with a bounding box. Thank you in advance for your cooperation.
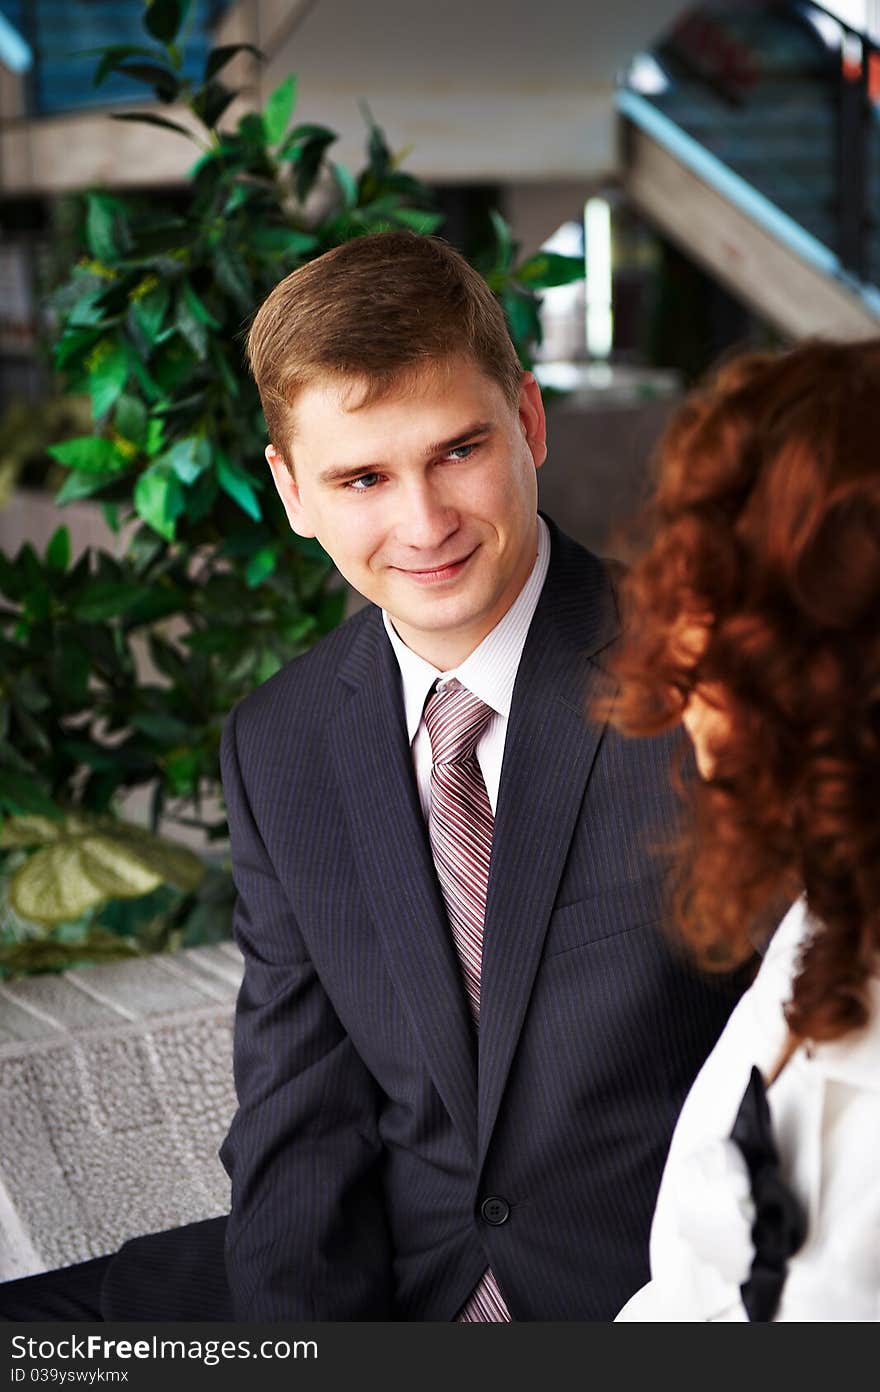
[617,1,880,338]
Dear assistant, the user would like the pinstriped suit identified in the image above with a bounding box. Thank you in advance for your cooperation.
[219,518,743,1320]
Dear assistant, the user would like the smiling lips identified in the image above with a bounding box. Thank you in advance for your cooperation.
[394,548,477,585]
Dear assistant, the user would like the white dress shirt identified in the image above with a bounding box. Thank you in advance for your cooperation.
[382,515,550,820]
[617,895,880,1321]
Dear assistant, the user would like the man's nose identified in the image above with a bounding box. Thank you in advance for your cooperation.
[395,480,458,551]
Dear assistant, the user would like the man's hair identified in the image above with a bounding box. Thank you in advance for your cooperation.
[246,231,523,466]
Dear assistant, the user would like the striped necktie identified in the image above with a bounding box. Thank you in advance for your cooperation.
[423,678,512,1323]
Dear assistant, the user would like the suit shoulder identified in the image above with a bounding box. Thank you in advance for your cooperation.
[225,601,376,740]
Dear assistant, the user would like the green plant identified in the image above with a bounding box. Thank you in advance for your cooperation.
[0,0,583,974]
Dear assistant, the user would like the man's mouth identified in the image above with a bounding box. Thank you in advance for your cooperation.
[394,548,477,585]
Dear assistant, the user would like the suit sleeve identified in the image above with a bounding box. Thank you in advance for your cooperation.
[219,702,394,1319]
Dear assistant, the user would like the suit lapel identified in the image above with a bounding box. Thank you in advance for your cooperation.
[330,611,478,1158]
[477,531,619,1170]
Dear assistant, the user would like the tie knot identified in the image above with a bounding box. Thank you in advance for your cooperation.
[424,679,494,765]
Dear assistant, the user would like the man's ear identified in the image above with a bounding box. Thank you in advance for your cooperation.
[266,444,316,538]
[518,372,548,471]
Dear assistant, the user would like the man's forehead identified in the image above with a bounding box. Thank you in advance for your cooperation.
[288,355,506,440]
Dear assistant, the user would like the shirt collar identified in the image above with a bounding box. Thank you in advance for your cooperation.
[383,515,551,744]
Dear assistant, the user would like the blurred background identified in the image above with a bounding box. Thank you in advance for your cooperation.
[2,0,880,1283]
[2,0,880,955]
[3,1,880,556]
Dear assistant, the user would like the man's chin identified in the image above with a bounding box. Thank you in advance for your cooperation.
[388,587,489,634]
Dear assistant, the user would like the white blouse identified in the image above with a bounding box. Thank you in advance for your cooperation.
[617,897,880,1321]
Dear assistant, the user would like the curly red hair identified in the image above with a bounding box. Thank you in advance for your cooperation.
[612,339,880,1044]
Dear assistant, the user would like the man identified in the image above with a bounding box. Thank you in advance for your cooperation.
[215,231,741,1321]
[0,232,740,1322]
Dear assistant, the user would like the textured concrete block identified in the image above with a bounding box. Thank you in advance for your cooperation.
[0,945,241,1279]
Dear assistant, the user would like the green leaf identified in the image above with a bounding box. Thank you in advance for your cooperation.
[164,748,200,795]
[174,287,208,359]
[10,701,50,756]
[255,650,282,684]
[192,81,236,130]
[0,933,140,974]
[515,251,584,289]
[54,327,102,369]
[47,436,128,474]
[58,740,120,772]
[0,552,21,599]
[52,636,91,706]
[216,455,262,521]
[182,466,217,522]
[280,121,336,152]
[134,463,185,540]
[144,0,191,45]
[0,772,60,820]
[181,280,220,328]
[102,503,121,534]
[145,415,165,457]
[0,813,72,848]
[244,543,278,588]
[332,161,358,209]
[13,670,50,713]
[204,43,263,81]
[165,436,210,484]
[92,44,167,88]
[281,130,336,202]
[132,284,170,346]
[116,61,180,103]
[10,822,204,924]
[114,393,148,447]
[316,587,348,634]
[111,112,195,140]
[124,587,186,626]
[213,245,252,310]
[393,208,445,234]
[146,635,189,685]
[151,339,198,396]
[185,628,237,655]
[127,353,162,404]
[490,208,514,272]
[263,75,297,145]
[364,111,391,180]
[234,113,267,150]
[71,582,156,622]
[86,194,120,262]
[501,287,540,355]
[45,526,70,572]
[130,712,192,743]
[88,341,129,418]
[54,471,116,505]
[247,226,318,256]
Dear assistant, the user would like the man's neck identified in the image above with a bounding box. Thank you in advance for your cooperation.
[389,624,487,674]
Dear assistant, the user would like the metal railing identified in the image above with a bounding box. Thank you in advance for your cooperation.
[621,1,880,291]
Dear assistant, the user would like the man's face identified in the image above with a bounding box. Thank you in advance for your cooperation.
[267,355,547,668]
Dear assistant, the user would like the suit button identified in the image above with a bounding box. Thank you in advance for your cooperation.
[480,1196,510,1225]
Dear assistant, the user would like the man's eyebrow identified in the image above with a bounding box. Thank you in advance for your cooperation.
[317,422,494,485]
[425,421,493,457]
[318,463,379,484]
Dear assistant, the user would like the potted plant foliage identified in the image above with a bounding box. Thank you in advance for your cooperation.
[0,0,583,974]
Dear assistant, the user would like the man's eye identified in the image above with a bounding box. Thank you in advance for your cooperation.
[446,444,475,461]
[347,473,381,491]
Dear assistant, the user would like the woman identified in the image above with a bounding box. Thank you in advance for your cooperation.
[610,339,880,1321]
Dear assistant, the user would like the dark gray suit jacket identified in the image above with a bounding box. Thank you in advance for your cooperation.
[219,519,743,1320]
